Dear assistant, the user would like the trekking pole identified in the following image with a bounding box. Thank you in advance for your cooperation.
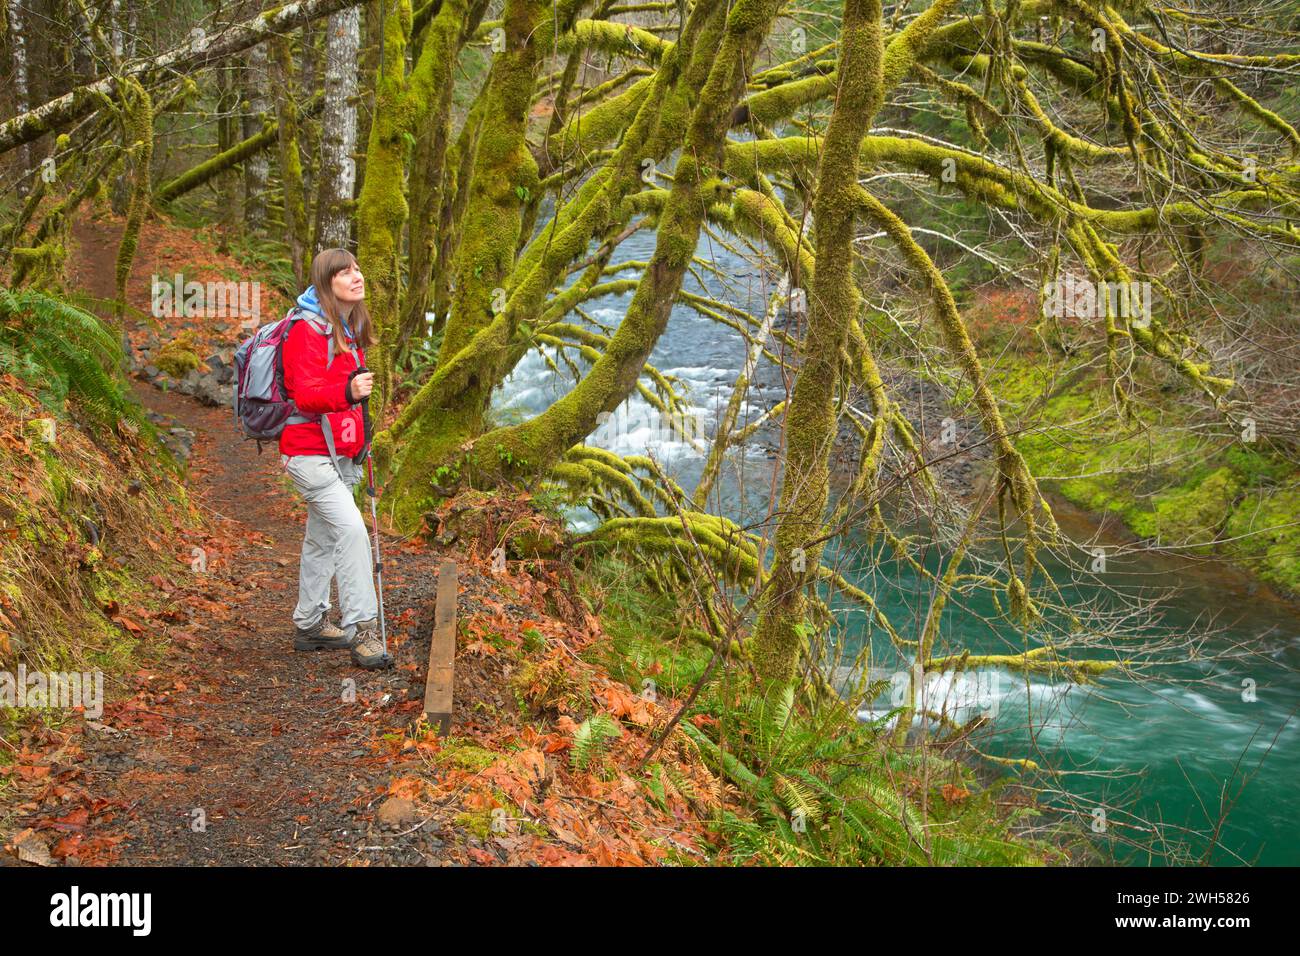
[364,455,389,658]
[355,372,389,660]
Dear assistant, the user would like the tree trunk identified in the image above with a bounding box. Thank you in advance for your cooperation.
[108,0,123,60]
[216,63,240,251]
[243,42,271,231]
[271,34,311,286]
[750,0,885,692]
[299,20,323,221]
[7,0,33,198]
[68,0,93,83]
[313,4,361,253]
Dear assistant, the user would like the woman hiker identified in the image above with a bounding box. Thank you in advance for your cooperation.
[279,248,390,670]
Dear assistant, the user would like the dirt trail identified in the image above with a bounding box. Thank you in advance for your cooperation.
[10,219,455,865]
[86,384,448,864]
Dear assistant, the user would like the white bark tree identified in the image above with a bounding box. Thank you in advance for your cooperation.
[243,42,271,230]
[7,0,32,198]
[313,5,360,253]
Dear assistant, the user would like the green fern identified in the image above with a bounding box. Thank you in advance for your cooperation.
[570,713,623,771]
[772,772,821,823]
[223,233,298,303]
[0,288,150,438]
[664,762,698,804]
[697,679,1051,866]
[643,761,668,807]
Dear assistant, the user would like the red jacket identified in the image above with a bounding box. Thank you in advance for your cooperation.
[279,315,368,459]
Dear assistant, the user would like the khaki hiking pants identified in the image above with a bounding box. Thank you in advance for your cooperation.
[282,454,378,635]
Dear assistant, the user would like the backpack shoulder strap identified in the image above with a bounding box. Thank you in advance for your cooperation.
[293,308,336,368]
[318,415,346,482]
[283,308,345,478]
[282,308,320,424]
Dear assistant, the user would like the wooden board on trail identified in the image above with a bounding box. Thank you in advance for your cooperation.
[423,560,458,736]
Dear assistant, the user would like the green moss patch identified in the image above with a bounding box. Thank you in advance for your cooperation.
[986,357,1300,597]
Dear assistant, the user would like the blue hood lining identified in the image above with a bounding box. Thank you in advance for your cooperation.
[296,285,357,344]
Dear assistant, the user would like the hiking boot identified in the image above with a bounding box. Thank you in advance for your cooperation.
[294,615,352,651]
[350,620,392,670]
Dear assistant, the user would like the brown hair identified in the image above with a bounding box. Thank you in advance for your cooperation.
[308,248,376,355]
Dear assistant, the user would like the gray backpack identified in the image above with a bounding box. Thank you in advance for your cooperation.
[233,307,352,473]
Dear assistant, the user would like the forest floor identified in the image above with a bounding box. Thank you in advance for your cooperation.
[5,375,460,865]
[1,211,729,867]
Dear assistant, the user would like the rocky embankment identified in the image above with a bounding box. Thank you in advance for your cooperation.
[119,321,238,463]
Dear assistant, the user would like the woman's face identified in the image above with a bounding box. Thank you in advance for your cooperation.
[331,260,365,304]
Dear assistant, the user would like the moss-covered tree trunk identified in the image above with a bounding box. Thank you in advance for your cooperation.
[353,0,385,220]
[399,0,490,363]
[354,0,415,417]
[430,0,559,398]
[386,0,723,424]
[113,81,154,323]
[427,79,489,333]
[377,0,553,517]
[455,0,785,487]
[750,0,885,691]
[271,34,310,287]
[356,0,478,416]
[377,0,728,513]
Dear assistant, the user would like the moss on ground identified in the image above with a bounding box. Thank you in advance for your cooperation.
[983,357,1300,595]
[154,332,203,377]
[1222,484,1300,593]
[436,737,500,772]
